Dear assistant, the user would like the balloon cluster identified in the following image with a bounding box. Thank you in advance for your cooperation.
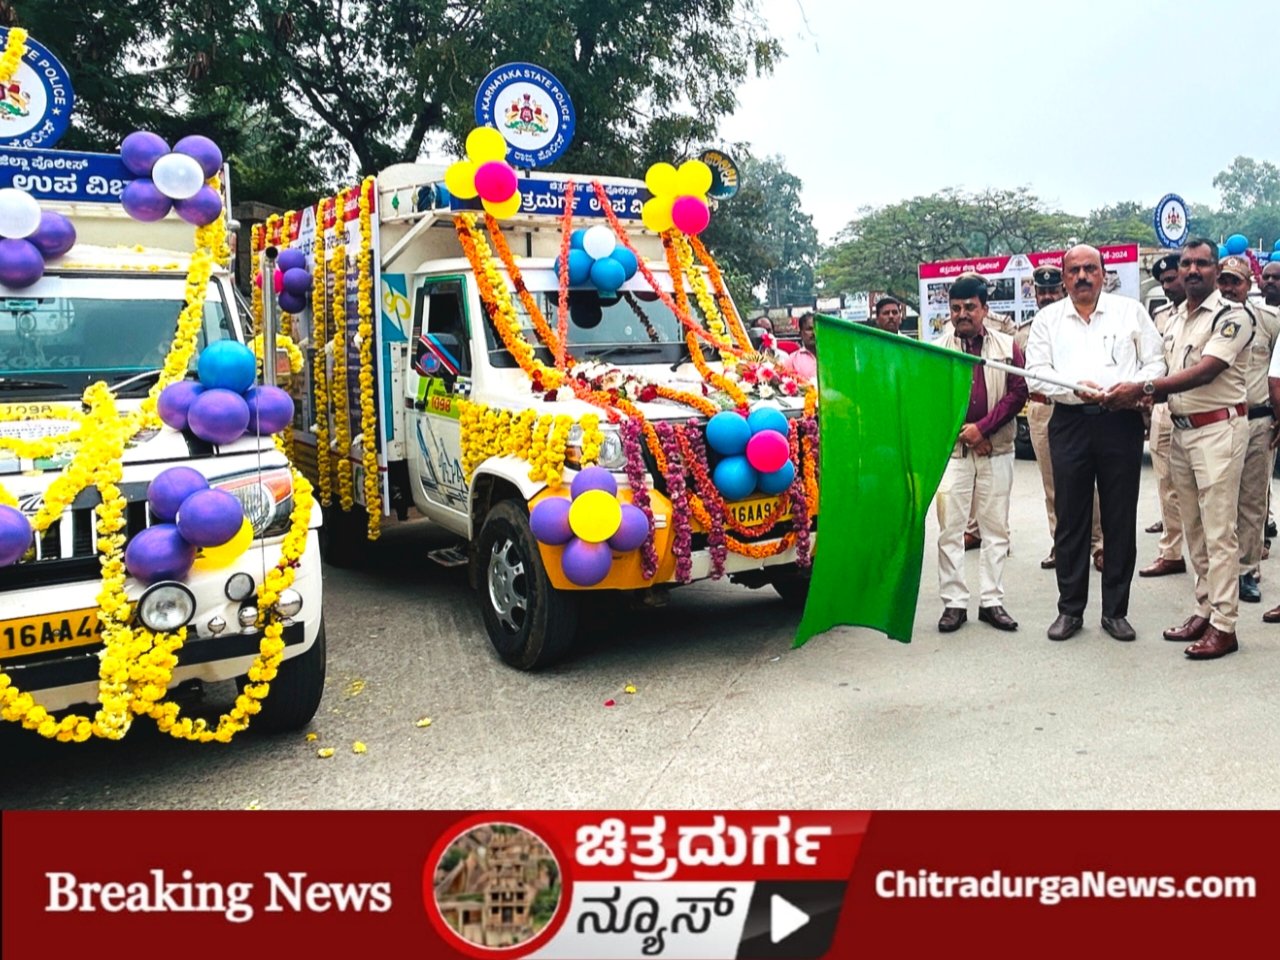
[705,405,794,501]
[554,225,639,297]
[125,466,252,585]
[0,503,33,568]
[529,467,650,587]
[119,131,224,226]
[445,127,521,219]
[0,188,76,289]
[254,247,313,315]
[642,160,713,235]
[156,341,294,445]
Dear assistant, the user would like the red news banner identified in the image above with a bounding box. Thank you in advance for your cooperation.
[3,811,1277,957]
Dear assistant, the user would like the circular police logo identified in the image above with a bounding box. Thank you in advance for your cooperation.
[1153,193,1189,248]
[0,28,75,148]
[1220,320,1241,339]
[475,62,575,169]
[699,149,741,200]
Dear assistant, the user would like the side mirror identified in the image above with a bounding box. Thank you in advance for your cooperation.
[414,331,467,385]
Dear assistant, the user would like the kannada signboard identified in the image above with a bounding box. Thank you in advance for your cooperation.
[917,244,1140,342]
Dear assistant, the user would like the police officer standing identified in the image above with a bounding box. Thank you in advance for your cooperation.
[1105,239,1254,660]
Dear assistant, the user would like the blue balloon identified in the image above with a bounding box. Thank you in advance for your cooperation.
[757,460,796,496]
[570,228,587,250]
[1273,239,1280,253]
[713,455,758,502]
[1226,233,1249,255]
[747,406,789,437]
[1218,243,1229,260]
[610,247,639,280]
[567,248,592,285]
[197,341,257,393]
[706,411,751,455]
[590,256,627,295]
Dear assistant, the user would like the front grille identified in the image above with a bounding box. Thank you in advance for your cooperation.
[0,483,151,591]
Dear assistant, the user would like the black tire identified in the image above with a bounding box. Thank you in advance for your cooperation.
[771,569,811,608]
[319,504,368,568]
[241,620,327,734]
[476,500,578,670]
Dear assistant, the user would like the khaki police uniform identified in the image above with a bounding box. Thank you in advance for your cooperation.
[1165,291,1254,632]
[1238,301,1280,576]
[1148,301,1184,562]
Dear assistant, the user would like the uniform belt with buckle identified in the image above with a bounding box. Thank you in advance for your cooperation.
[1248,405,1273,421]
[1170,403,1247,429]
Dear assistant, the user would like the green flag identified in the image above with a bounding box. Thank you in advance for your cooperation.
[795,316,979,646]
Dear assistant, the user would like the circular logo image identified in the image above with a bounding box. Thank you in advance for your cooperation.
[699,149,741,201]
[428,820,565,956]
[1154,193,1189,248]
[475,62,576,169]
[0,28,75,148]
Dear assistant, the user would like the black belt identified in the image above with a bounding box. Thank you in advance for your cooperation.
[1058,403,1107,415]
[1248,405,1273,421]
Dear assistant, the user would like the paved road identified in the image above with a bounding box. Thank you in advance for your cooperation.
[6,457,1280,810]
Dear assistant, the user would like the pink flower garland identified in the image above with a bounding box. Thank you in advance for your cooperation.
[678,419,727,580]
[556,180,575,369]
[620,416,659,580]
[789,417,814,569]
[655,420,693,583]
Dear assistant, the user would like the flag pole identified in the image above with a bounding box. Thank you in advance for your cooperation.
[980,356,1089,395]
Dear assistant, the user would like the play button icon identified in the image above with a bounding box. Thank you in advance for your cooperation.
[770,894,810,943]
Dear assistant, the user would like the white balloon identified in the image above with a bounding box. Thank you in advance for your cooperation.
[582,224,616,260]
[151,153,206,200]
[0,188,42,239]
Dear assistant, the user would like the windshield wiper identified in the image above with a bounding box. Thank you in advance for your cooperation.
[0,378,67,391]
[669,342,691,371]
[589,344,665,364]
[108,368,164,394]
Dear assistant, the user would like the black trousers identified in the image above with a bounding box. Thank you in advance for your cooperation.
[1048,406,1145,618]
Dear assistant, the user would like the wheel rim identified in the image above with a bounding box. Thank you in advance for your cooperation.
[487,537,528,634]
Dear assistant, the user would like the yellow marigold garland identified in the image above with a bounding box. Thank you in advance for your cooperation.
[250,222,265,332]
[0,27,27,83]
[277,211,298,463]
[311,198,332,506]
[329,240,354,510]
[250,332,304,378]
[0,405,88,460]
[459,402,604,489]
[357,178,382,539]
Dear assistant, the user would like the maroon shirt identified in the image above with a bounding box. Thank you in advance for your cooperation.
[959,333,1028,437]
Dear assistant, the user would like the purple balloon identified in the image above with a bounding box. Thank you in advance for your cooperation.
[148,466,210,522]
[120,131,170,177]
[173,135,223,179]
[608,503,650,553]
[245,385,295,435]
[282,267,312,297]
[530,497,573,545]
[0,504,33,567]
[277,248,307,273]
[0,238,44,288]
[186,388,251,445]
[121,179,173,222]
[562,538,613,587]
[173,185,223,226]
[29,211,77,258]
[570,465,618,500]
[157,380,205,431]
[176,489,244,547]
[277,290,307,314]
[125,523,196,585]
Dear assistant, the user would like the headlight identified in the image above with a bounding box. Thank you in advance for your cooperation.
[212,467,293,538]
[225,572,255,602]
[137,582,196,632]
[565,423,626,470]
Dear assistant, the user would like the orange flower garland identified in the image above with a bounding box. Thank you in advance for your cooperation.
[691,235,753,352]
[484,213,563,359]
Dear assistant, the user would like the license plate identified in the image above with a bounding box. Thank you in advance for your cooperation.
[725,495,791,527]
[0,608,103,662]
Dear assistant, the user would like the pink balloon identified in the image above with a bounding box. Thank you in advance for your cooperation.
[474,161,517,203]
[791,349,817,380]
[274,269,284,294]
[671,195,710,235]
[745,430,789,474]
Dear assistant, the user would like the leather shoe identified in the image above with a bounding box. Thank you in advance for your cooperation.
[1046,613,1083,641]
[964,532,981,551]
[1268,520,1277,539]
[1240,574,1261,603]
[1093,549,1104,572]
[978,605,1018,631]
[938,607,967,632]
[1264,604,1280,624]
[1145,520,1164,534]
[1039,552,1056,569]
[1139,557,1186,577]
[1185,626,1238,660]
[1163,615,1209,642]
[1101,616,1136,641]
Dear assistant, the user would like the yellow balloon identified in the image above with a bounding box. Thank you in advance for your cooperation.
[444,159,479,199]
[192,518,254,572]
[482,191,523,220]
[568,490,622,544]
[675,159,712,198]
[645,162,679,197]
[641,196,674,233]
[467,126,509,163]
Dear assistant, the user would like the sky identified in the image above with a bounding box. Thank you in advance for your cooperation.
[719,0,1279,242]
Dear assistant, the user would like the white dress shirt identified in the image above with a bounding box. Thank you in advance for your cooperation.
[1024,292,1166,402]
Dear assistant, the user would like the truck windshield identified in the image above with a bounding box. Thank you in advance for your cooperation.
[0,276,233,399]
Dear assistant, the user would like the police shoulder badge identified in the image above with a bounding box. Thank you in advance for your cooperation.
[1220,320,1241,339]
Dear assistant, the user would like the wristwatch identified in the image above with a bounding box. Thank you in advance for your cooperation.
[1142,381,1156,396]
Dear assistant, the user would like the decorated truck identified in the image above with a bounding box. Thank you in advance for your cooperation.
[257,128,819,670]
[0,25,323,742]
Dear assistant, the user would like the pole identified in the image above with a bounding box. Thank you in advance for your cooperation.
[260,246,279,388]
[981,356,1088,394]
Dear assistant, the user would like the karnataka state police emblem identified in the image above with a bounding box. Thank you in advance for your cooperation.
[1220,320,1241,339]
[1,80,31,120]
[504,93,550,137]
